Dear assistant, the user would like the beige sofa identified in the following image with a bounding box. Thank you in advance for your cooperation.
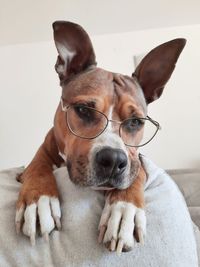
[168,168,200,263]
[168,169,200,229]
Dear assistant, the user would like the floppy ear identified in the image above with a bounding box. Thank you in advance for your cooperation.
[53,21,96,84]
[133,38,186,104]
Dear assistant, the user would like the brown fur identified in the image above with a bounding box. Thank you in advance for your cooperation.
[108,165,146,208]
[16,128,64,208]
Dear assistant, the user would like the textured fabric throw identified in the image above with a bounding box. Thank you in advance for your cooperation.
[0,157,198,267]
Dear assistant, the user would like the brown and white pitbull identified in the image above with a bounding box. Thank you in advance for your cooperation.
[15,21,186,253]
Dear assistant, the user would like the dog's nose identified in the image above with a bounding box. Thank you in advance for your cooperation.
[95,147,128,178]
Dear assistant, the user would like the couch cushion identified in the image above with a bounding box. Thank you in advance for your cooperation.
[167,169,200,229]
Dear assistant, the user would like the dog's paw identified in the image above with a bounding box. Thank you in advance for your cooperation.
[15,195,61,245]
[98,199,146,255]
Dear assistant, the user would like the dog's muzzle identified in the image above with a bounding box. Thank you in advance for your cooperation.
[94,147,128,188]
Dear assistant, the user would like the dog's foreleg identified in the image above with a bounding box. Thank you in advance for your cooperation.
[98,167,146,254]
[15,128,63,244]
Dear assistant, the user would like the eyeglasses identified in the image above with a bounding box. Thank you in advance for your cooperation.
[60,98,161,147]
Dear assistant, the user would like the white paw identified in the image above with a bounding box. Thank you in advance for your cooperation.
[98,199,146,255]
[15,196,61,245]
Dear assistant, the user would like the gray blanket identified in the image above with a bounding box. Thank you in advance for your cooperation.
[0,157,198,267]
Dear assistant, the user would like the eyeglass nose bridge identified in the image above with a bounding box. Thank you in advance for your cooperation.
[105,119,123,137]
[108,119,122,125]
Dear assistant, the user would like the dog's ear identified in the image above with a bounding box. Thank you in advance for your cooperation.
[53,21,96,84]
[133,39,186,104]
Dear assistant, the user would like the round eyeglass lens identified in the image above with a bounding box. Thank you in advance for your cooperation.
[120,117,158,147]
[66,105,108,139]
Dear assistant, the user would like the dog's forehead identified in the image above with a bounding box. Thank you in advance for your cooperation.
[62,68,113,97]
[62,68,146,111]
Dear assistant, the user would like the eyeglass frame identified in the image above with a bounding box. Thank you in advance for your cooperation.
[60,98,161,148]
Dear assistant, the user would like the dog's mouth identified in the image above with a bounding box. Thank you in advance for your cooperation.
[91,181,115,191]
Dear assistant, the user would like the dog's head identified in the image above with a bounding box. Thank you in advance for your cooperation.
[53,21,186,190]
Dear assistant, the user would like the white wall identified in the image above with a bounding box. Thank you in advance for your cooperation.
[1,0,200,45]
[0,24,200,170]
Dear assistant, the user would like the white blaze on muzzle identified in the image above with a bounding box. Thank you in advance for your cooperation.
[88,106,130,183]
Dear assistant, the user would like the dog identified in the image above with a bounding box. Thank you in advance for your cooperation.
[15,21,186,253]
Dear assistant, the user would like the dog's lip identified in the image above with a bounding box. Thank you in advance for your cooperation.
[91,186,115,191]
[91,181,115,191]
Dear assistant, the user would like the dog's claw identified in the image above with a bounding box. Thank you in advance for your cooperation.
[30,233,36,246]
[111,239,116,251]
[98,225,107,243]
[15,222,21,234]
[116,239,124,256]
[43,232,49,243]
[55,216,61,230]
[137,227,144,245]
[15,205,25,235]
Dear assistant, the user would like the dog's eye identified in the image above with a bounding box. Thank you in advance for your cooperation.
[74,105,94,122]
[123,118,144,132]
